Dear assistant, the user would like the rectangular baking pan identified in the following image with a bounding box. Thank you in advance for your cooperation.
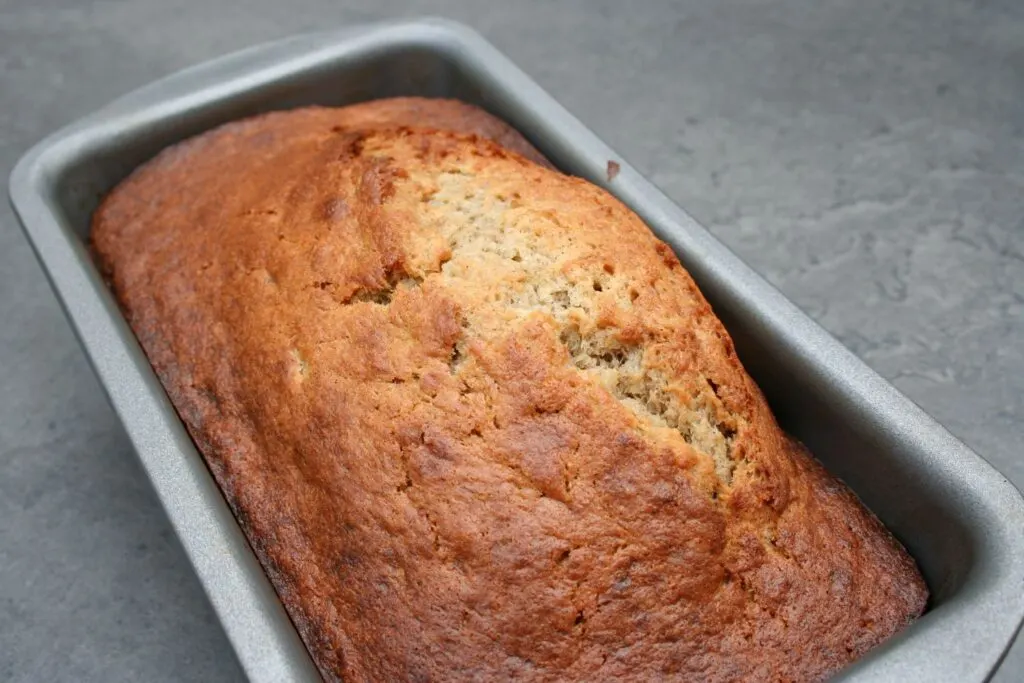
[9,18,1024,683]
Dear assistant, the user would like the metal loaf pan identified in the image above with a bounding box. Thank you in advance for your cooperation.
[9,18,1024,683]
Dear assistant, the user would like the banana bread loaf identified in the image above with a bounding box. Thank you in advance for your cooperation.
[91,97,927,682]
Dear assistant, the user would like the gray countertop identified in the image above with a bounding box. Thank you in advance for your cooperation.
[2,1,1022,680]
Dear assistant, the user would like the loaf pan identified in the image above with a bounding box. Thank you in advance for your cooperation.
[9,18,1024,683]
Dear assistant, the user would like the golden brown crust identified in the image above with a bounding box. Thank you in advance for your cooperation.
[91,98,926,683]
[324,97,553,168]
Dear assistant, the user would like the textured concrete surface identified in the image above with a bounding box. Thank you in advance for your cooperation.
[2,0,1022,680]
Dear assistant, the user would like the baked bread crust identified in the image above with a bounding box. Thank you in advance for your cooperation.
[91,98,926,682]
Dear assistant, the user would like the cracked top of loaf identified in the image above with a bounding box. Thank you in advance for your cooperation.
[91,97,926,683]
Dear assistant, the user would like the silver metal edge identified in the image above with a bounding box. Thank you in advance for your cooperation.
[9,17,1024,683]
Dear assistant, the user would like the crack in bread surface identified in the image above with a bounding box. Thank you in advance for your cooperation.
[422,173,737,485]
